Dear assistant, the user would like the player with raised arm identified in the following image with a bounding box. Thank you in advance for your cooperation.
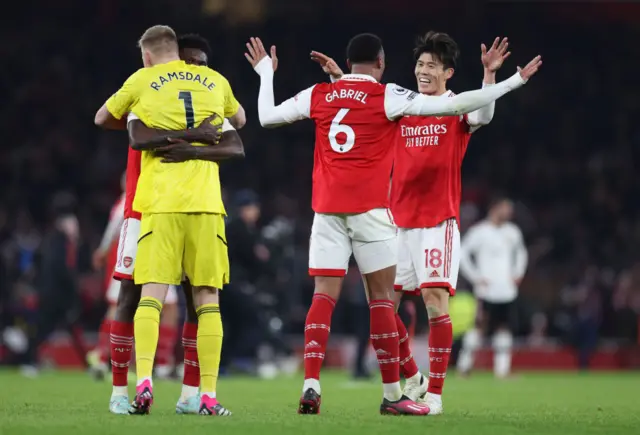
[245,33,539,415]
[95,26,243,416]
[458,198,528,379]
[311,32,533,415]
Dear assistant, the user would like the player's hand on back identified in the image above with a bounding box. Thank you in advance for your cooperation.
[517,55,542,81]
[481,37,511,73]
[196,113,223,144]
[245,37,278,72]
[310,51,344,80]
[154,138,198,163]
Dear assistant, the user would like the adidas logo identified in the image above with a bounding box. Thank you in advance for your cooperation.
[429,270,440,278]
[375,349,390,356]
[305,340,321,349]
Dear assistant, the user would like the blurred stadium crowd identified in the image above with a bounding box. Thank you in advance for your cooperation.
[1,0,639,368]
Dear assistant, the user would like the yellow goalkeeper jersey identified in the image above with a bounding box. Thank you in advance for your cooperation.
[106,60,239,214]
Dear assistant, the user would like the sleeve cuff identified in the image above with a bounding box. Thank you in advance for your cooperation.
[254,57,274,75]
[222,118,235,132]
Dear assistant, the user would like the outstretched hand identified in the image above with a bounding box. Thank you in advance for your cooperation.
[310,51,344,80]
[517,55,542,81]
[245,37,278,71]
[481,37,511,73]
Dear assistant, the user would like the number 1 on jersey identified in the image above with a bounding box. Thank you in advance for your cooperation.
[329,108,355,153]
[179,91,195,129]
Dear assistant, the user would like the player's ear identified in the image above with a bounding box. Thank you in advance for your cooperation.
[142,50,153,67]
[445,67,454,80]
[346,59,352,72]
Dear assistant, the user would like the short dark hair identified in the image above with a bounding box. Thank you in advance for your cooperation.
[178,33,211,57]
[413,31,459,70]
[346,33,383,64]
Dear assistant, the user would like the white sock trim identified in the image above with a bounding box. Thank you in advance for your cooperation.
[303,378,321,395]
[181,385,199,399]
[112,386,128,397]
[383,381,402,402]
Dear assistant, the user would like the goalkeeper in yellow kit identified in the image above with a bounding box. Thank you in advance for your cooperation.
[95,25,237,416]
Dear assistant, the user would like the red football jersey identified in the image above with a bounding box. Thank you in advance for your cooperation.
[307,75,397,214]
[391,91,472,228]
[124,146,142,220]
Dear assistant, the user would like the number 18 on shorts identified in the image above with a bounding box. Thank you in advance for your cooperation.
[394,218,460,296]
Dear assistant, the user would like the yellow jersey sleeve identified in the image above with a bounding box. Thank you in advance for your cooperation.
[105,69,144,120]
[221,77,240,118]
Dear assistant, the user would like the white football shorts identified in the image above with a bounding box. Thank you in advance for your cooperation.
[394,218,460,296]
[308,208,397,276]
[110,217,177,303]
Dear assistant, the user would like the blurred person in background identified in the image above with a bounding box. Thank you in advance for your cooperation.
[458,198,528,378]
[222,189,294,376]
[20,192,88,376]
[559,266,603,370]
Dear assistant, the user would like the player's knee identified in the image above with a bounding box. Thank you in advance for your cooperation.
[314,276,343,301]
[193,286,219,307]
[422,287,450,317]
[462,328,482,351]
[115,280,141,322]
[492,330,513,352]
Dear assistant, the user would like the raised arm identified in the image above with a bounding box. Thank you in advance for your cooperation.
[385,55,541,120]
[467,37,511,130]
[245,37,313,128]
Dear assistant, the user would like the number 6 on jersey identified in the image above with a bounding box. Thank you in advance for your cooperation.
[328,108,355,153]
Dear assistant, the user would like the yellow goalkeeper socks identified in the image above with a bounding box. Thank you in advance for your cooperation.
[196,303,223,394]
[134,296,163,380]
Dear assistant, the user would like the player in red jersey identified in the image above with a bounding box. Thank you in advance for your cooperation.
[88,172,181,381]
[245,34,540,415]
[311,32,532,415]
[391,32,518,415]
[95,34,246,415]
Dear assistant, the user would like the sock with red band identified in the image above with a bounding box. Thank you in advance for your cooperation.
[395,313,419,379]
[181,322,200,399]
[427,314,453,396]
[302,293,336,395]
[110,320,134,396]
[156,324,178,374]
[370,300,401,401]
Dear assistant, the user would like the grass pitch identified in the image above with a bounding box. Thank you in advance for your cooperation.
[0,370,638,435]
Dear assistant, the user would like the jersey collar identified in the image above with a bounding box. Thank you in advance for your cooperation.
[339,74,377,83]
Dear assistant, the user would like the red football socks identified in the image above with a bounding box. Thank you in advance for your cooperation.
[110,320,134,387]
[157,324,178,368]
[181,322,200,387]
[97,318,111,365]
[369,300,400,385]
[303,293,336,381]
[427,314,453,395]
[395,313,419,379]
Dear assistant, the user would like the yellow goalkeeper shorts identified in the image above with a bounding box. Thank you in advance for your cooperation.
[134,212,229,289]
